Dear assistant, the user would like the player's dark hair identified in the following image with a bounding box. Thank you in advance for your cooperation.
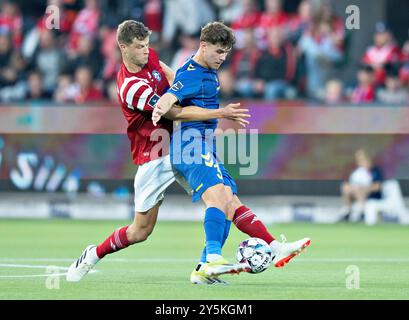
[117,20,151,45]
[200,22,236,49]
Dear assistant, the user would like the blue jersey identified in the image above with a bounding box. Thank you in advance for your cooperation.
[167,58,220,138]
[168,57,237,202]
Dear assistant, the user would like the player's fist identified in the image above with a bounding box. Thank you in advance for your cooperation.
[152,104,165,126]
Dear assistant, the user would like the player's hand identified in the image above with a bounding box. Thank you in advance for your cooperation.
[221,103,251,127]
[152,104,166,126]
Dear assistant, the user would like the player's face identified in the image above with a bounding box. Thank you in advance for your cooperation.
[123,37,150,67]
[202,42,231,70]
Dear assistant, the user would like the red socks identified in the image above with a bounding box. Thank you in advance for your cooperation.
[233,206,275,244]
[96,226,130,259]
[94,206,272,259]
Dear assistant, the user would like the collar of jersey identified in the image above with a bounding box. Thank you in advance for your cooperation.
[188,57,215,72]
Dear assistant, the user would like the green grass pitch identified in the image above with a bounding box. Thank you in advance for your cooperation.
[1,219,409,300]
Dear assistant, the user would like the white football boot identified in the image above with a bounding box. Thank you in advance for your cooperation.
[271,235,311,268]
[203,257,251,277]
[190,267,230,285]
[66,245,99,282]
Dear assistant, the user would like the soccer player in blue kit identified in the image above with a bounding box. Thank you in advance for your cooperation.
[153,22,311,284]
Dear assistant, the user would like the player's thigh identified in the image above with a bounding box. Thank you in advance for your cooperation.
[173,152,225,203]
[133,155,176,212]
[218,162,238,195]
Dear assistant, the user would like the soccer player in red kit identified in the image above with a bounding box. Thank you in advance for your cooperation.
[66,20,250,283]
[67,20,309,285]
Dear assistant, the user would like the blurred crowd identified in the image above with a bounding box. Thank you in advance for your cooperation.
[0,0,408,105]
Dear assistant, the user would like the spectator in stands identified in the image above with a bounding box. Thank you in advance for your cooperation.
[298,20,343,100]
[38,0,74,35]
[230,0,261,48]
[170,32,200,71]
[218,67,237,100]
[260,0,289,27]
[102,45,122,83]
[0,1,23,48]
[399,39,409,87]
[0,33,17,87]
[143,0,163,33]
[22,0,75,60]
[106,80,119,102]
[231,0,260,30]
[99,23,120,80]
[323,79,345,105]
[318,0,345,47]
[377,65,409,105]
[362,22,401,86]
[67,66,103,104]
[257,0,290,45]
[54,72,75,103]
[212,0,245,26]
[350,64,376,104]
[340,149,384,222]
[67,0,101,55]
[25,70,52,101]
[253,27,296,100]
[66,34,103,79]
[0,48,27,102]
[230,28,260,98]
[30,29,66,94]
[286,0,312,44]
[162,0,215,46]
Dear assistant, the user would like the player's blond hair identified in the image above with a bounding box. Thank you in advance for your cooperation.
[200,21,236,49]
[117,20,151,45]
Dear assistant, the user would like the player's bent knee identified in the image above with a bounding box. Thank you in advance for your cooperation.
[126,226,153,244]
[202,184,233,216]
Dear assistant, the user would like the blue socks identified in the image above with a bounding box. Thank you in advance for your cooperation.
[204,207,225,256]
[199,208,232,264]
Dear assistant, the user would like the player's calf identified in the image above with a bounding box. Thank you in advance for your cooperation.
[126,225,153,244]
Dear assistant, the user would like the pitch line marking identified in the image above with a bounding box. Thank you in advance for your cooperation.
[0,263,98,279]
[1,258,409,263]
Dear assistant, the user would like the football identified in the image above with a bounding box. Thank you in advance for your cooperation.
[236,237,273,274]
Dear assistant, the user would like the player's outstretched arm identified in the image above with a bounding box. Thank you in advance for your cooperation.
[152,92,178,126]
[165,103,250,127]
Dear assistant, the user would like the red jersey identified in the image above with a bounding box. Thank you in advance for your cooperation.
[362,44,401,84]
[258,11,290,30]
[351,85,375,104]
[117,48,172,165]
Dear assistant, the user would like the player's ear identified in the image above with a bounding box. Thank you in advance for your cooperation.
[118,42,127,52]
[199,41,207,52]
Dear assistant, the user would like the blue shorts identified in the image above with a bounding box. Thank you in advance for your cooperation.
[171,142,237,202]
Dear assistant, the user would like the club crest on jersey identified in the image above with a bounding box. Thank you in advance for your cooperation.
[152,70,161,81]
[171,81,184,91]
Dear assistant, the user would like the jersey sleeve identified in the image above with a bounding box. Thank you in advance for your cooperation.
[119,78,160,113]
[167,70,201,103]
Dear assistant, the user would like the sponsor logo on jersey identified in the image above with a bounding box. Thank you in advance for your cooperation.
[187,63,196,71]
